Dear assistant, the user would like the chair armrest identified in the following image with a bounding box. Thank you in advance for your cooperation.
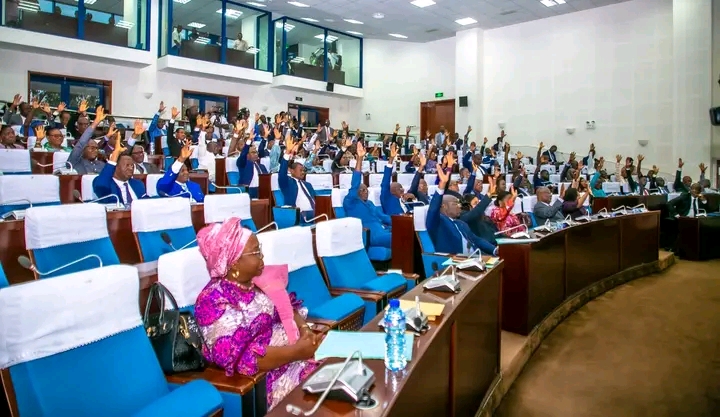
[329,287,385,302]
[133,379,222,417]
[377,271,420,281]
[166,367,262,396]
[307,317,337,331]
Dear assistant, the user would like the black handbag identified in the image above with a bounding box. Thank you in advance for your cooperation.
[143,282,207,374]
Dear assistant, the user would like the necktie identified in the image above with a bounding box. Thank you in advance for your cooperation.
[399,198,408,213]
[299,180,315,210]
[137,164,144,174]
[693,197,698,216]
[124,182,133,205]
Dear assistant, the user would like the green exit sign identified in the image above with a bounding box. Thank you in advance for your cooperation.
[435,92,444,98]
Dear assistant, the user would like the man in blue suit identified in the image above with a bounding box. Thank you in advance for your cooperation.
[236,133,269,199]
[157,141,205,202]
[279,135,316,223]
[343,142,392,248]
[381,143,415,215]
[408,153,430,204]
[426,167,497,256]
[93,132,148,205]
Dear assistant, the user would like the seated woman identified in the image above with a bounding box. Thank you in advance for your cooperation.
[194,218,322,410]
[489,188,521,237]
[561,187,589,219]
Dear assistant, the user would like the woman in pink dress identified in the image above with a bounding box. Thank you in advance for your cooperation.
[194,218,321,410]
[489,188,520,236]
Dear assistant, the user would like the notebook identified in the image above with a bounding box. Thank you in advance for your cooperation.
[314,331,415,361]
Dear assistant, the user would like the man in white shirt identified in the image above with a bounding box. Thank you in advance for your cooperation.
[232,32,249,51]
[171,25,183,55]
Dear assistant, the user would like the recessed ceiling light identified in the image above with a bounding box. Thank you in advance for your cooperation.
[74,0,97,4]
[195,37,211,44]
[455,17,477,26]
[247,47,261,55]
[247,1,266,6]
[540,0,557,6]
[373,13,384,19]
[115,20,135,29]
[301,17,319,22]
[347,31,363,36]
[344,19,363,24]
[275,22,295,31]
[288,1,309,7]
[187,22,206,28]
[216,9,243,18]
[172,0,190,4]
[389,33,408,39]
[18,0,39,11]
[315,34,339,42]
[555,0,566,3]
[325,19,334,22]
[410,0,435,8]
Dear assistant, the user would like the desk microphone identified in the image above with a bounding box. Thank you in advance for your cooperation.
[73,190,123,208]
[18,254,102,277]
[256,222,277,233]
[534,219,553,232]
[210,182,244,193]
[596,207,612,218]
[612,205,627,215]
[631,203,647,213]
[160,232,197,251]
[303,213,328,223]
[496,223,530,239]
[697,209,708,218]
[1,199,33,220]
[36,161,75,174]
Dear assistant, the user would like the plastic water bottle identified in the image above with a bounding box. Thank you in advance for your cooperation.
[383,299,407,371]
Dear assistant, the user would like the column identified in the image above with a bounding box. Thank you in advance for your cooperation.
[672,0,712,172]
[454,28,484,145]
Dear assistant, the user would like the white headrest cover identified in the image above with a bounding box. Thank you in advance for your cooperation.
[257,226,316,272]
[338,174,353,189]
[271,173,280,191]
[305,174,333,190]
[131,197,192,232]
[413,205,428,231]
[204,193,251,224]
[225,156,239,173]
[0,175,60,204]
[331,188,349,208]
[81,174,98,201]
[0,149,31,173]
[145,174,164,198]
[368,174,383,187]
[52,152,70,167]
[424,174,438,185]
[25,203,109,249]
[0,265,141,368]
[157,247,210,309]
[315,217,364,257]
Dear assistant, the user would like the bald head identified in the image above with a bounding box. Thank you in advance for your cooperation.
[441,194,461,219]
[390,182,404,197]
[536,186,552,204]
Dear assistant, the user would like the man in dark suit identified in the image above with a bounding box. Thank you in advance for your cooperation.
[93,134,148,205]
[459,193,497,245]
[316,119,333,143]
[380,143,414,215]
[237,137,268,198]
[669,183,708,218]
[533,186,564,224]
[542,144,559,165]
[130,145,160,174]
[156,141,204,202]
[408,155,430,204]
[279,136,316,223]
[426,167,497,256]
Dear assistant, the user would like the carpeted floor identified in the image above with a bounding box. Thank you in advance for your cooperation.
[495,259,720,417]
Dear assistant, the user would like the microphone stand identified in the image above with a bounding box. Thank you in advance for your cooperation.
[256,222,278,233]
[303,213,328,223]
[18,254,103,277]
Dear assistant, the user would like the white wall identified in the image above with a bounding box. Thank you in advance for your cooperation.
[0,49,359,124]
[484,0,679,167]
[359,37,456,133]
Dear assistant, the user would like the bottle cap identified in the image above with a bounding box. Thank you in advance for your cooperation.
[389,299,400,308]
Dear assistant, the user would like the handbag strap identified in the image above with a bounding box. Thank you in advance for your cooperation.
[142,282,180,326]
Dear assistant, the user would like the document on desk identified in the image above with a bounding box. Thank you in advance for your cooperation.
[315,331,415,361]
[495,237,539,244]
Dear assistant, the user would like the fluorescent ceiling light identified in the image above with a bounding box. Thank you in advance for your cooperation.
[556,0,566,3]
[343,19,363,24]
[288,1,310,7]
[389,33,407,39]
[455,17,477,26]
[373,13,384,19]
[325,19,334,22]
[275,22,295,31]
[540,0,557,6]
[187,22,206,28]
[115,20,135,29]
[314,34,339,42]
[216,9,243,18]
[247,1,266,6]
[247,47,261,54]
[74,0,97,4]
[290,57,305,63]
[18,1,39,11]
[195,37,211,44]
[410,0,436,8]
[301,18,319,22]
[172,0,191,4]
[347,31,363,36]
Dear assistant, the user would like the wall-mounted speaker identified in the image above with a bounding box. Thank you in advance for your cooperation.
[326,82,334,92]
[459,96,468,107]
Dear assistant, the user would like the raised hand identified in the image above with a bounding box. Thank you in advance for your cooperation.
[419,153,427,168]
[510,186,517,198]
[57,102,66,113]
[171,106,180,120]
[11,94,21,108]
[35,125,46,140]
[179,139,193,161]
[406,125,411,135]
[111,132,126,161]
[437,163,450,186]
[637,154,644,162]
[285,136,296,155]
[94,106,106,124]
[41,102,51,114]
[425,129,431,138]
[699,162,707,172]
[158,101,166,114]
[273,128,282,140]
[389,143,398,160]
[30,97,39,109]
[538,141,544,149]
[467,125,472,133]
[590,143,595,152]
[394,123,400,133]
[503,142,510,152]
[356,141,367,158]
[516,151,523,159]
[569,152,576,161]
[78,99,88,113]
[615,154,622,163]
[106,122,118,139]
[133,119,145,136]
[678,158,684,169]
[342,121,348,130]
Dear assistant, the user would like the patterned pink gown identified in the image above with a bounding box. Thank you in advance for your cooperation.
[195,279,320,410]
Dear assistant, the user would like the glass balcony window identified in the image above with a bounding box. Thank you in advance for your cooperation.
[2,0,149,50]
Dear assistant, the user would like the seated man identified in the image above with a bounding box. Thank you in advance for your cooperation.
[92,133,148,205]
[668,183,708,218]
[279,136,316,222]
[381,143,416,215]
[533,186,564,224]
[343,142,392,248]
[157,141,205,202]
[426,167,497,256]
[237,122,268,199]
[408,154,430,204]
[67,105,107,175]
[533,143,553,188]
[459,193,497,245]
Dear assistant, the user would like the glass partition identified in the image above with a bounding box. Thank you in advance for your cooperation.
[273,17,362,88]
[2,0,149,50]
[160,0,271,72]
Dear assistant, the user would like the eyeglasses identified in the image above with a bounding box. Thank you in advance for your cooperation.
[242,243,264,259]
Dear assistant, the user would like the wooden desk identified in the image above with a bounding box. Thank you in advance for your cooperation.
[30,152,54,174]
[0,200,272,284]
[259,173,272,201]
[498,212,660,335]
[214,159,228,193]
[270,260,503,417]
[315,195,334,222]
[390,214,422,275]
[677,216,720,261]
[591,194,720,215]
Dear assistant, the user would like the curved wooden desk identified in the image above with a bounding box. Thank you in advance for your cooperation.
[269,260,503,417]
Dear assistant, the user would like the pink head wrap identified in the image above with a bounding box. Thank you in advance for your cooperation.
[197,218,253,279]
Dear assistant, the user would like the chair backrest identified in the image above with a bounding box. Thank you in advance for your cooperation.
[338,174,353,189]
[225,156,239,185]
[0,262,8,289]
[131,198,196,262]
[0,149,31,174]
[81,174,98,201]
[305,174,333,195]
[522,196,537,213]
[315,218,376,288]
[368,187,381,207]
[145,174,164,198]
[24,203,119,278]
[271,173,286,206]
[52,152,71,170]
[540,164,556,174]
[458,183,467,194]
[203,193,256,230]
[397,173,414,190]
[257,226,332,310]
[368,174,383,187]
[322,159,333,172]
[157,247,210,310]
[602,182,622,194]
[0,175,60,215]
[331,188,349,218]
[413,205,436,253]
[0,265,170,417]
[424,174,438,185]
[260,156,270,172]
[511,197,523,214]
[549,174,561,183]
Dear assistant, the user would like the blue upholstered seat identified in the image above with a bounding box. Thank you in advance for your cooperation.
[204,193,258,231]
[0,262,8,289]
[413,206,451,278]
[0,265,223,417]
[0,149,32,175]
[24,203,120,278]
[271,174,299,229]
[0,174,61,216]
[131,198,197,262]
